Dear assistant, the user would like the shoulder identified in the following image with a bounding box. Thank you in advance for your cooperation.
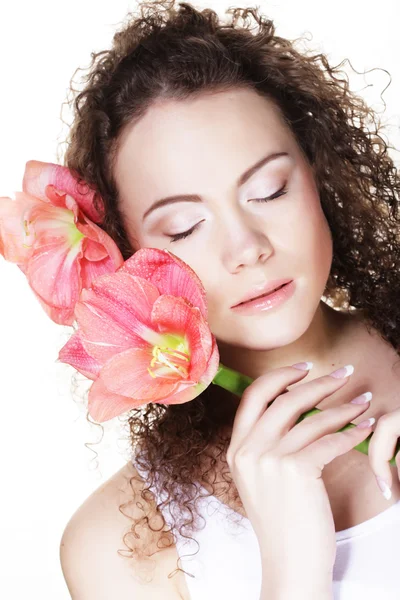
[59,459,182,599]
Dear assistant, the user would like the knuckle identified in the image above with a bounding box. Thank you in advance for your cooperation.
[376,412,390,426]
[233,446,255,466]
[279,453,302,474]
[259,452,279,470]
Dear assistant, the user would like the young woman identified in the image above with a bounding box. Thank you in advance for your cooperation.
[59,2,400,598]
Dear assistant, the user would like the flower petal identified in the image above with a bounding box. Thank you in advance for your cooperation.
[75,214,124,275]
[158,339,220,404]
[97,346,181,401]
[87,341,219,422]
[0,195,84,312]
[74,272,164,363]
[150,294,214,382]
[121,248,208,318]
[29,286,76,326]
[158,381,207,405]
[27,236,82,309]
[81,237,109,262]
[87,376,140,422]
[0,192,40,263]
[57,331,102,379]
[43,189,124,284]
[23,160,104,223]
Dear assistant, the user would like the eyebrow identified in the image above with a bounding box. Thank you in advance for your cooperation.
[142,151,289,222]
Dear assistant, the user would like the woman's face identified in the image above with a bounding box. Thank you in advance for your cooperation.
[113,87,333,351]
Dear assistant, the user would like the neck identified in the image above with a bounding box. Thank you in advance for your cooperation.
[217,300,362,384]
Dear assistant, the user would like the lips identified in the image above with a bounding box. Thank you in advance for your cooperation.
[245,284,286,303]
[232,279,293,307]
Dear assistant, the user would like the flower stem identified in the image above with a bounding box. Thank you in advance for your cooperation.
[212,363,400,466]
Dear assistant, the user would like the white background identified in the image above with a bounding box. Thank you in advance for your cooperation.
[0,1,399,598]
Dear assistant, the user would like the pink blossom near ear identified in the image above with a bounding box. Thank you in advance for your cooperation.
[0,160,124,325]
[57,248,220,422]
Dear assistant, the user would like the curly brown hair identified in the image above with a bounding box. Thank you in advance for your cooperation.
[59,0,400,583]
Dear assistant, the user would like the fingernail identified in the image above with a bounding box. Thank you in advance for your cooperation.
[356,417,376,429]
[329,364,354,378]
[292,362,313,371]
[350,391,373,404]
[376,476,392,500]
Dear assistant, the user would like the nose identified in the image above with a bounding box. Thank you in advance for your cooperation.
[222,225,274,273]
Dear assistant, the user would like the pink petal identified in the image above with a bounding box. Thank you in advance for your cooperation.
[0,192,41,263]
[42,189,124,285]
[27,198,78,242]
[29,286,76,325]
[57,331,102,379]
[27,236,82,308]
[74,273,164,363]
[79,254,122,290]
[150,294,214,382]
[87,377,143,422]
[22,197,123,317]
[157,381,207,405]
[17,261,74,326]
[81,237,109,262]
[156,340,219,404]
[97,346,181,401]
[23,160,104,223]
[75,214,124,268]
[121,248,208,318]
[198,337,220,386]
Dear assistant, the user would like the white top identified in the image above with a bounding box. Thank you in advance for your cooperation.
[133,455,400,599]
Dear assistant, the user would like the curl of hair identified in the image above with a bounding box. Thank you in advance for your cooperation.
[59,0,400,584]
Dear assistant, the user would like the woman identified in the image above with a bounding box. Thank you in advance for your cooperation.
[59,1,400,598]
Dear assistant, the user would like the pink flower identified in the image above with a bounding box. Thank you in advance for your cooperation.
[0,160,124,325]
[58,248,220,422]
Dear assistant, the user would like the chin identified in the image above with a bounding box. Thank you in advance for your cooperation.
[222,300,317,349]
[219,320,310,352]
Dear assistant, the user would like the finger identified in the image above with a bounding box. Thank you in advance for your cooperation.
[367,409,400,499]
[295,422,375,477]
[229,365,312,452]
[241,368,353,453]
[277,400,371,455]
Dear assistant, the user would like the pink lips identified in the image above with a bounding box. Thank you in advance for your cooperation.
[231,278,293,307]
[230,280,296,315]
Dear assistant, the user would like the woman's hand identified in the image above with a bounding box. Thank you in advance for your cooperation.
[226,362,374,597]
[368,407,400,500]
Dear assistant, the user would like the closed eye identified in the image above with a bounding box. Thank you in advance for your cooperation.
[167,184,288,243]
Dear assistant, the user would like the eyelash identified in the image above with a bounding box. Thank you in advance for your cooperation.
[168,184,288,243]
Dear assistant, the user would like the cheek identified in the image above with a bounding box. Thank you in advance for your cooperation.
[288,193,333,284]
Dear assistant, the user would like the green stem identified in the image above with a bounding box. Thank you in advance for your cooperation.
[212,363,400,466]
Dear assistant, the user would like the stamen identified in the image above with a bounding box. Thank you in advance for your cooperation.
[147,344,190,379]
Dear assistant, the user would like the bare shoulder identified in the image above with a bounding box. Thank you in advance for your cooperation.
[60,459,183,599]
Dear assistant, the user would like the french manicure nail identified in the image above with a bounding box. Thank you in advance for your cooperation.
[376,476,392,500]
[292,362,313,371]
[330,364,354,379]
[356,417,375,429]
[350,391,373,404]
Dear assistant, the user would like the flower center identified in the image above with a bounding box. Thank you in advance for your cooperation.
[147,341,190,380]
[68,223,85,247]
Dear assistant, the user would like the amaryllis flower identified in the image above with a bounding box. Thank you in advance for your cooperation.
[0,160,124,325]
[58,247,220,422]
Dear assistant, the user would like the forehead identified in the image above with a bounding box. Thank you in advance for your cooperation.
[113,87,295,207]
